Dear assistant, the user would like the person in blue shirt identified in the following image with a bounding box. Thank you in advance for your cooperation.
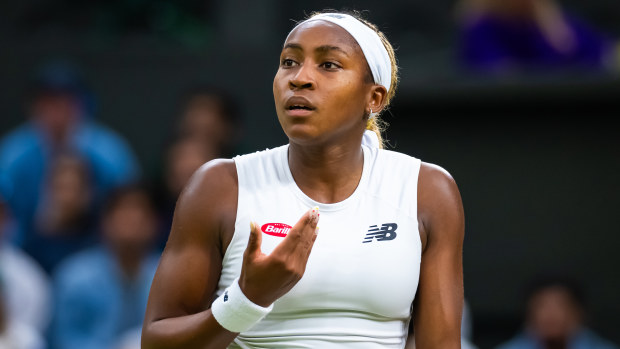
[51,185,160,349]
[496,275,618,349]
[0,61,140,268]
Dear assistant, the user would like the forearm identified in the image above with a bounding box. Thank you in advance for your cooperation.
[404,332,461,349]
[415,336,461,349]
[412,278,463,348]
[142,309,238,349]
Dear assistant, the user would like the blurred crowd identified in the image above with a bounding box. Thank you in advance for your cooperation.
[0,1,619,348]
[0,62,240,349]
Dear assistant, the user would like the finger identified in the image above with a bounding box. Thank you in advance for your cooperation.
[282,208,320,255]
[288,207,319,239]
[244,221,263,257]
[305,227,319,257]
[293,226,320,272]
[272,207,318,254]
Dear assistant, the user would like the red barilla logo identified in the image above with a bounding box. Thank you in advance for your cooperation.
[261,223,292,237]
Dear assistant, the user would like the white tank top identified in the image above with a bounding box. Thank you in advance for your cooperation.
[217,144,422,348]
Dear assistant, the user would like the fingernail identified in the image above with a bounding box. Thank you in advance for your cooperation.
[310,206,319,222]
[250,221,255,230]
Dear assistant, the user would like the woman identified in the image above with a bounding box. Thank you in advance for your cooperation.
[142,11,464,348]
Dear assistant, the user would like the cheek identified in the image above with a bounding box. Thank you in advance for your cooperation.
[323,80,367,116]
[273,70,287,104]
[273,71,292,129]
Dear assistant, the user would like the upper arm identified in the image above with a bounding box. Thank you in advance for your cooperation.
[144,159,237,323]
[413,162,465,348]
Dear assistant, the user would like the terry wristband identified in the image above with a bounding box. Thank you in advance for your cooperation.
[211,277,273,333]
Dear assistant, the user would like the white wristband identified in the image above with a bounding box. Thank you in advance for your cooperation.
[211,277,273,333]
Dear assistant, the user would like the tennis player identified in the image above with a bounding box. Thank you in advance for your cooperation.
[142,11,464,348]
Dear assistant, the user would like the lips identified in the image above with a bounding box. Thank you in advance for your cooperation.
[285,96,316,112]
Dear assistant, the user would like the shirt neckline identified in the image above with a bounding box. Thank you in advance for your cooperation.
[278,144,371,212]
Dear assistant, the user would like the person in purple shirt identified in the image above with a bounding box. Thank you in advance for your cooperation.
[456,0,615,73]
[496,275,618,349]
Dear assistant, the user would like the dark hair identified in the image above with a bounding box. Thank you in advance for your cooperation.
[178,84,240,125]
[26,60,97,118]
[523,274,587,308]
[102,183,155,216]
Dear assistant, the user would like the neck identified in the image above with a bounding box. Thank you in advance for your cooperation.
[542,338,568,349]
[112,246,144,280]
[288,136,365,204]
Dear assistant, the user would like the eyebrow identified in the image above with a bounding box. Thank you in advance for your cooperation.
[283,43,350,57]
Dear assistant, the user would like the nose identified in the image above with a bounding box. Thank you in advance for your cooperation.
[289,63,314,90]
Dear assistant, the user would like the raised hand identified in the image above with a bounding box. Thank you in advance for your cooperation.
[238,207,320,307]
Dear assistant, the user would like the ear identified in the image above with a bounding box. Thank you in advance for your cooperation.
[366,85,388,116]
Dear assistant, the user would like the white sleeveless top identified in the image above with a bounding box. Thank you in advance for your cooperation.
[217,144,422,348]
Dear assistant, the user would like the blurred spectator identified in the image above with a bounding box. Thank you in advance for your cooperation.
[0,288,45,349]
[153,86,241,246]
[164,137,217,202]
[0,61,140,250]
[29,153,97,273]
[51,185,159,349]
[175,86,241,158]
[113,327,142,349]
[496,275,618,349]
[0,189,47,349]
[155,136,216,243]
[35,154,93,235]
[456,0,615,73]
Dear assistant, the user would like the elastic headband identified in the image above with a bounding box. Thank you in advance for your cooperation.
[287,13,392,96]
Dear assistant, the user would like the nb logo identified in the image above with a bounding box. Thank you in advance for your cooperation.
[363,223,398,243]
[223,290,229,302]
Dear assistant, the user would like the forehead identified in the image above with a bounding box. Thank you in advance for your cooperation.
[285,20,361,54]
[530,287,576,305]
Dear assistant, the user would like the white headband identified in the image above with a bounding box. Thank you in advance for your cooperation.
[287,13,392,96]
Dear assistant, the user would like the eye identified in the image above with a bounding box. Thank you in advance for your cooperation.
[281,59,298,67]
[320,61,341,70]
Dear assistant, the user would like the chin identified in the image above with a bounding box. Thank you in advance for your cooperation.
[284,127,324,146]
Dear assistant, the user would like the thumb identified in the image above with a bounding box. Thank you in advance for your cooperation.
[245,221,263,257]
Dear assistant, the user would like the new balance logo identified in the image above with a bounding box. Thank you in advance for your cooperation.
[223,290,229,302]
[363,223,398,243]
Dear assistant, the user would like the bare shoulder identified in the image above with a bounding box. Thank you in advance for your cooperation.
[419,162,457,192]
[418,162,461,214]
[417,162,464,249]
[180,158,237,202]
[167,158,238,253]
